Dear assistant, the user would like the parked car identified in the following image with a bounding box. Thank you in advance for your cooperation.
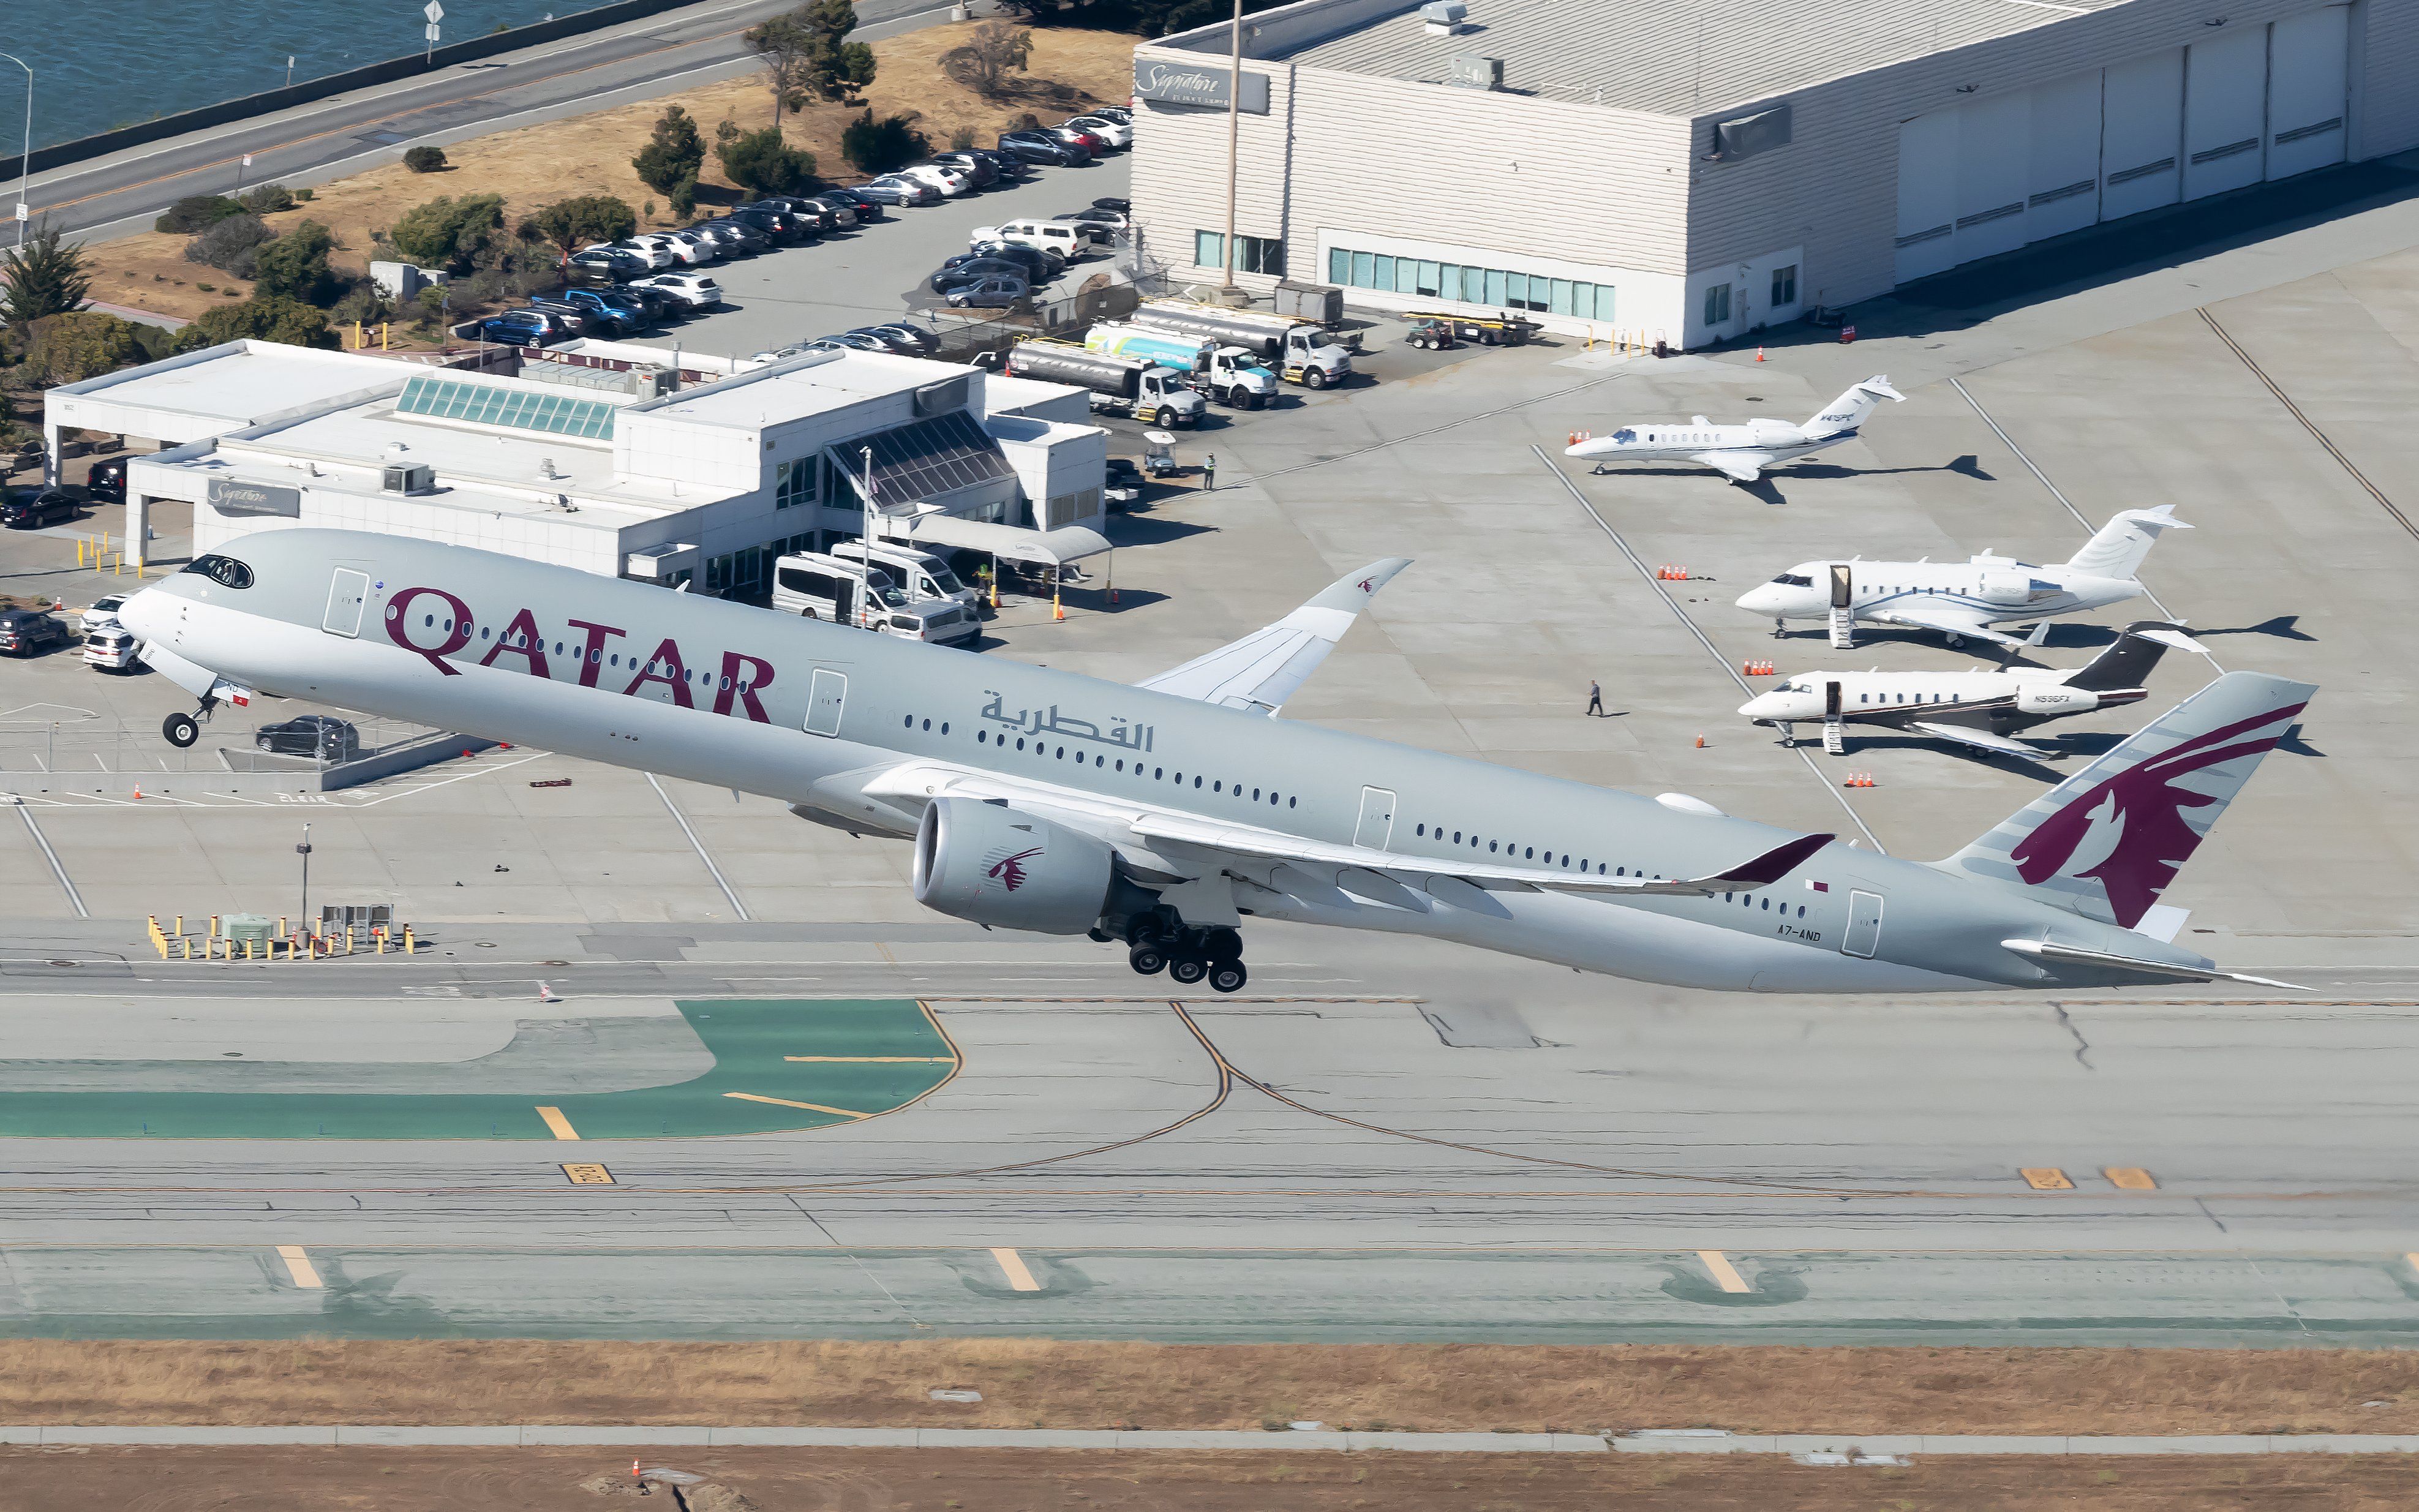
[927,151,998,188]
[971,218,1089,262]
[630,232,709,266]
[83,623,141,674]
[971,148,1035,179]
[1,486,79,528]
[581,239,666,271]
[257,715,362,761]
[608,283,677,322]
[945,275,1029,310]
[476,309,566,346]
[699,218,772,252]
[0,607,71,656]
[957,241,1066,280]
[86,457,128,505]
[897,163,974,197]
[856,174,942,206]
[737,200,824,236]
[81,593,129,634]
[547,288,641,334]
[810,187,884,220]
[796,194,856,228]
[729,206,808,243]
[930,257,1034,296]
[688,222,759,255]
[1048,213,1121,250]
[631,271,723,310]
[863,322,940,356]
[1104,455,1144,510]
[996,130,1086,166]
[1091,195,1131,214]
[1089,105,1132,126]
[665,227,724,261]
[565,248,643,284]
[1063,114,1132,148]
[1057,205,1131,232]
[525,297,597,336]
[1048,124,1110,156]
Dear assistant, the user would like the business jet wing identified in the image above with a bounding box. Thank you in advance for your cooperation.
[1865,602,2032,649]
[1693,449,1772,483]
[1909,720,2044,758]
[1137,557,1409,715]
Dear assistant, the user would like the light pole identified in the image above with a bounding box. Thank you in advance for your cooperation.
[296,822,314,930]
[286,55,296,88]
[0,53,31,251]
[1219,0,1241,295]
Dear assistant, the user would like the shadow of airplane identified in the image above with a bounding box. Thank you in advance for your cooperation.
[2197,614,2315,642]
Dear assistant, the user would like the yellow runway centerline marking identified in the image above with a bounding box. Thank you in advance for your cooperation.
[990,1247,1042,1292]
[783,1055,957,1063]
[1696,1249,1751,1293]
[275,1245,323,1288]
[2022,1167,2075,1190]
[536,1106,579,1141]
[2105,1167,2158,1190]
[723,1092,870,1119]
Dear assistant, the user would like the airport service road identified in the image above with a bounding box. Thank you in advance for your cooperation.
[23,0,972,243]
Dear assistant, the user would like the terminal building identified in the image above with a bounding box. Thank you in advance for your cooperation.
[1127,0,2417,347]
[46,339,1112,593]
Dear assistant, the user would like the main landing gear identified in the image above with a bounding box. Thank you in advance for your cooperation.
[1120,917,1247,994]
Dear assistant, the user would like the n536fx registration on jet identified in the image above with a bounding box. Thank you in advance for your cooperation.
[122,532,2309,995]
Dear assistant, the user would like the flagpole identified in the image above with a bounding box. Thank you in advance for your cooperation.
[859,445,876,629]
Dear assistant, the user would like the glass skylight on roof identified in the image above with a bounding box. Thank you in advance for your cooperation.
[843,410,1012,503]
[397,375,618,440]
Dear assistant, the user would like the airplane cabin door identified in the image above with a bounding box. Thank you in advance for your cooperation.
[1353,786,1396,849]
[322,568,369,638]
[1829,564,1853,607]
[803,668,848,737]
[1824,680,1843,720]
[1842,890,1884,958]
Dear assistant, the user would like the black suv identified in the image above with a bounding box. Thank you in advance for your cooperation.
[86,457,128,505]
[728,206,806,243]
[753,197,838,235]
[565,247,644,285]
[996,130,1087,166]
[257,715,362,760]
[0,607,70,656]
[1,486,79,528]
[810,188,883,222]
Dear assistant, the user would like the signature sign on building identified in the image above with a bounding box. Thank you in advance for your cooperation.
[1133,57,1270,113]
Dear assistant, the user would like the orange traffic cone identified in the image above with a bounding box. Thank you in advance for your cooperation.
[1755,345,1766,362]
[1694,734,1706,749]
[132,783,143,800]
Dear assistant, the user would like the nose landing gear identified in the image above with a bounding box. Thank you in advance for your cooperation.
[1121,918,1247,993]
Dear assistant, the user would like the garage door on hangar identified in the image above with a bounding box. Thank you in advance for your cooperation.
[1894,5,2349,284]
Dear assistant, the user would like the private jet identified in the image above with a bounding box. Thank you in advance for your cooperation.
[1565,375,1905,483]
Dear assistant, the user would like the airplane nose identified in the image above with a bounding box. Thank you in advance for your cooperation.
[1739,693,1778,718]
[116,586,169,641]
[1735,586,1774,611]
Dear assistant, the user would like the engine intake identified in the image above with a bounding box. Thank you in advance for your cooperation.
[912,797,1118,935]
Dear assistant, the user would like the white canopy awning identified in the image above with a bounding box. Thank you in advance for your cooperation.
[882,514,1113,568]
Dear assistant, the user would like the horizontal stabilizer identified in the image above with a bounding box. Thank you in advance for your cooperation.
[2001,936,2306,991]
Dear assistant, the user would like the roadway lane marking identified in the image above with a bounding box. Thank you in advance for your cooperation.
[536,1105,579,1140]
[784,1055,956,1063]
[990,1247,1042,1292]
[13,803,88,919]
[723,1092,868,1118]
[2022,1167,2075,1190]
[275,1245,323,1288]
[647,772,750,920]
[1696,1249,1751,1293]
[2105,1167,2158,1190]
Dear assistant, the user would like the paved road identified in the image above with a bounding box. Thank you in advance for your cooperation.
[24,0,978,244]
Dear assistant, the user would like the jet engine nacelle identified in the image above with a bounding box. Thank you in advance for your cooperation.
[2015,683,2101,716]
[912,796,1117,935]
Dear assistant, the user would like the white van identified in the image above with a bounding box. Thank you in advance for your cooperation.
[971,218,1088,261]
[827,541,983,615]
[772,553,978,645]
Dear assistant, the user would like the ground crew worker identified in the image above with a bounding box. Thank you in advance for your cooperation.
[1586,679,1606,717]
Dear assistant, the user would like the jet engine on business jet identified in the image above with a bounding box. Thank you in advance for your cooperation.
[912,796,1139,934]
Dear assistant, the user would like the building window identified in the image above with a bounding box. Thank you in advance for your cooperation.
[775,459,817,509]
[1704,284,1733,325]
[1196,231,1284,276]
[1771,263,1798,306]
[1328,247,1349,284]
[1195,229,1222,268]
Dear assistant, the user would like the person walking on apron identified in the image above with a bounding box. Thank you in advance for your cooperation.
[1202,453,1217,491]
[1586,679,1605,717]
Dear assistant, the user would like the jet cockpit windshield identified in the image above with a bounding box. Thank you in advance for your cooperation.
[181,554,255,589]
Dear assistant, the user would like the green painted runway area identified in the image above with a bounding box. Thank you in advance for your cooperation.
[0,999,955,1140]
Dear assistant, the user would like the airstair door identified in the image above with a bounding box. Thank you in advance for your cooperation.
[803,668,848,737]
[1353,786,1397,849]
[1842,890,1884,958]
[322,568,369,638]
[1828,564,1855,647]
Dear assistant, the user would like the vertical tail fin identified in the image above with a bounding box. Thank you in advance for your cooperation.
[1802,375,1904,437]
[2063,622,2204,693]
[1934,672,2312,929]
[2063,505,2190,579]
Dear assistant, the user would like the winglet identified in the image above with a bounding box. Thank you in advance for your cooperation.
[1304,557,1412,614]
[1707,832,1834,888]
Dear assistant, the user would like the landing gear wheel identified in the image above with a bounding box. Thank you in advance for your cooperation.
[1208,960,1247,994]
[1202,927,1243,961]
[1168,955,1208,986]
[1128,942,1168,976]
[162,712,199,749]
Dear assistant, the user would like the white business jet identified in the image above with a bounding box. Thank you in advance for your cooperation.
[1734,505,2191,650]
[1564,375,1905,483]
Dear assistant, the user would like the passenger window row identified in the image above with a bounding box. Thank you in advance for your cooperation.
[933,723,1301,808]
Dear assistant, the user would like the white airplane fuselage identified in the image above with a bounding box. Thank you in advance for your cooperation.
[1736,559,2143,635]
[1568,419,1849,477]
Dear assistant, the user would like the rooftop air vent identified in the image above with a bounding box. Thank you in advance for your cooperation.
[1421,0,1469,35]
[381,462,435,495]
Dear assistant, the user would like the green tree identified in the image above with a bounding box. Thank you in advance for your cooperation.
[633,105,708,198]
[939,21,1033,99]
[745,1,874,123]
[840,110,928,176]
[518,196,639,264]
[250,219,338,304]
[184,295,335,350]
[388,194,505,271]
[21,311,141,385]
[0,226,94,328]
[716,126,818,196]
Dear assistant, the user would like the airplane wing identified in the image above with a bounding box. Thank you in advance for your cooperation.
[1908,720,2045,758]
[1865,602,2033,649]
[1693,449,1773,483]
[1137,557,1409,715]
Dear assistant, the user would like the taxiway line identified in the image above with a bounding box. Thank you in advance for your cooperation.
[535,1106,579,1141]
[274,1245,323,1288]
[647,772,750,921]
[2194,307,2416,543]
[990,1247,1043,1292]
[1697,1249,1752,1293]
[13,802,89,918]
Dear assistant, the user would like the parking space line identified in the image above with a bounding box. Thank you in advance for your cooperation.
[1696,1249,1751,1293]
[647,772,750,921]
[536,1105,579,1140]
[274,1245,323,1288]
[723,1092,869,1118]
[1530,445,1884,851]
[12,803,88,918]
[990,1246,1042,1292]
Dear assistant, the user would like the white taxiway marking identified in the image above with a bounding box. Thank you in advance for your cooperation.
[276,1246,324,1288]
[990,1247,1042,1292]
[1697,1249,1751,1293]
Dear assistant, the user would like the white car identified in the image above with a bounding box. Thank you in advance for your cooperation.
[632,232,711,266]
[1064,115,1132,149]
[81,593,128,634]
[631,271,723,309]
[83,623,140,673]
[972,218,1089,261]
[898,164,973,197]
[665,228,721,261]
[584,239,672,270]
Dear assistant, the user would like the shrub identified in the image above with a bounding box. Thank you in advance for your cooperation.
[154,195,246,234]
[403,146,448,173]
[387,194,505,272]
[520,195,638,263]
[840,110,927,176]
[184,213,275,273]
[236,182,297,214]
[186,295,334,350]
[295,187,315,201]
[633,105,708,197]
[717,125,817,197]
[329,285,391,326]
[250,219,338,304]
[21,311,143,385]
[669,171,698,219]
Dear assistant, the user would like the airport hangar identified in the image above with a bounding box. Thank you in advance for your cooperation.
[1126,0,2418,348]
[43,339,1115,593]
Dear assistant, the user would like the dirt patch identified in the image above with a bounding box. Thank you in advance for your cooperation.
[4,1340,2418,1435]
[77,24,1138,333]
[1,1446,2412,1512]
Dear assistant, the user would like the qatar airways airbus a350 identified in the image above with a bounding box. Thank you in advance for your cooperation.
[119,530,2311,995]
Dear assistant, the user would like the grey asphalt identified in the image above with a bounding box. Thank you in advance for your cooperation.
[23,0,985,244]
[4,159,2419,1345]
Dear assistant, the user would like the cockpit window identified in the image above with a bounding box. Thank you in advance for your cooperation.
[1772,573,1813,587]
[1611,428,1637,443]
[181,554,255,589]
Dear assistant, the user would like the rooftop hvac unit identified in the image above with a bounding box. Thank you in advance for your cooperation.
[1447,51,1502,89]
[381,462,435,495]
[1421,0,1469,34]
[630,364,677,398]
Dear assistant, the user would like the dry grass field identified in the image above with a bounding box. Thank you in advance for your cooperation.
[80,23,1139,328]
[6,1339,2418,1435]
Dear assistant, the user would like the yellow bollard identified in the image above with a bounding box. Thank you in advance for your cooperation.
[182,937,192,960]
[376,928,387,955]
[244,939,255,960]
[404,925,416,956]
[279,917,287,937]
[351,320,363,350]
[380,322,390,351]
[112,552,122,577]
[176,915,184,937]
[345,925,355,955]
[209,914,220,938]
